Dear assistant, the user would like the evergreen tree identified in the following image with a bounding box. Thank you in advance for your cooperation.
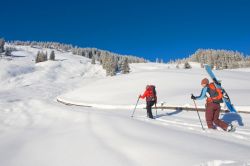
[36,51,41,63]
[184,62,191,69]
[91,56,96,64]
[5,47,12,56]
[36,51,48,63]
[121,58,130,74]
[49,51,55,60]
[0,38,5,53]
[45,51,48,61]
[88,51,93,59]
[106,55,117,76]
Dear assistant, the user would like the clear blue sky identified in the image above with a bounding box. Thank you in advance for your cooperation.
[1,0,250,61]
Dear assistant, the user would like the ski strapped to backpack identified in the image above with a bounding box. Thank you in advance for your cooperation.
[204,65,237,113]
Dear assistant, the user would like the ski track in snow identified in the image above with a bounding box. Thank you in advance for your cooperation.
[136,116,250,142]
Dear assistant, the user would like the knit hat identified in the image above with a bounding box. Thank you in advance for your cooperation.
[201,78,209,85]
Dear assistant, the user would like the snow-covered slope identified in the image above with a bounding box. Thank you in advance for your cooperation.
[58,62,250,112]
[0,45,105,99]
[1,45,250,166]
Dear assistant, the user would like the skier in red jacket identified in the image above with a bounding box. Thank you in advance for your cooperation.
[139,85,157,119]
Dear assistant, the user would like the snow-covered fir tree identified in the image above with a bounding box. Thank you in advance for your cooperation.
[184,62,191,69]
[5,47,12,56]
[121,58,130,74]
[36,51,48,63]
[105,55,118,76]
[49,51,55,61]
[0,38,5,53]
[91,56,96,64]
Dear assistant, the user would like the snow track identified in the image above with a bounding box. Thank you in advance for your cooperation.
[134,114,250,142]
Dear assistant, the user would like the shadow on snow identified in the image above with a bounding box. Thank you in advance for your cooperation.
[221,112,244,126]
[154,108,183,118]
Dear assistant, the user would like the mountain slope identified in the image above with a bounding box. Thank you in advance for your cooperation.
[0,45,250,166]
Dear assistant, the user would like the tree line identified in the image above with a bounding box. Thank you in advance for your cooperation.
[5,40,147,76]
[169,49,250,69]
[189,49,250,69]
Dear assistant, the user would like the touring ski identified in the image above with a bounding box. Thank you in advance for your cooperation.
[204,65,237,113]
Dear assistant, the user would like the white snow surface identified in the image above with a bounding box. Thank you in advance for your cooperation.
[0,45,250,166]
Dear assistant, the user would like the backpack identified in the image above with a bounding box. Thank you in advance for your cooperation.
[147,85,157,102]
[207,83,223,103]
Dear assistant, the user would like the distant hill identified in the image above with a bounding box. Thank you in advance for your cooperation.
[1,38,147,76]
[169,49,250,70]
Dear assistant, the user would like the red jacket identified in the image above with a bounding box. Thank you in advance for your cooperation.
[140,87,157,102]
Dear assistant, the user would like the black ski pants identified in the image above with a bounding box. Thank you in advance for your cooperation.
[146,101,155,119]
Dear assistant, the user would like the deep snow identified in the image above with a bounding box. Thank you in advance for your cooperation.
[0,45,250,166]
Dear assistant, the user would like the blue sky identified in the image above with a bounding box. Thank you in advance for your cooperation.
[1,0,250,61]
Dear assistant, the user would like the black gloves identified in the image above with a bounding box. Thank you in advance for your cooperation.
[191,94,196,100]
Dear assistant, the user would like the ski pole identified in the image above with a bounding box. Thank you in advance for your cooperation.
[131,97,140,117]
[155,103,157,116]
[193,99,205,130]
